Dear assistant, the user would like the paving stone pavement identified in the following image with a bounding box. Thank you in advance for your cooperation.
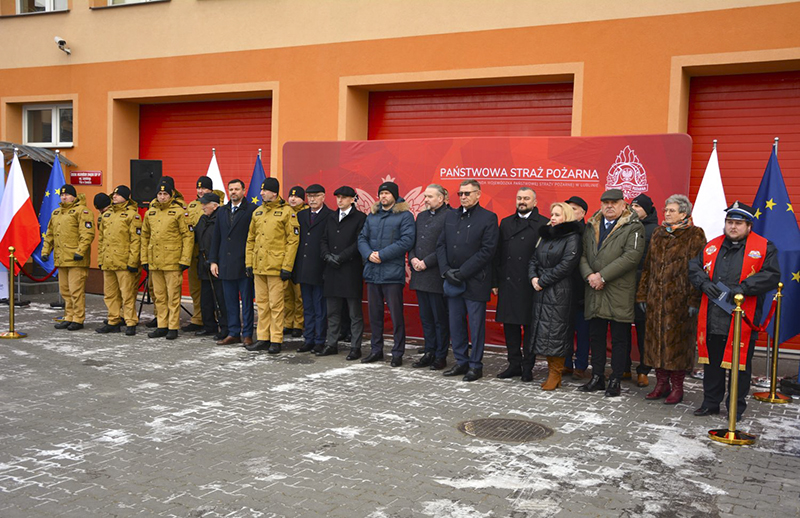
[1,294,799,518]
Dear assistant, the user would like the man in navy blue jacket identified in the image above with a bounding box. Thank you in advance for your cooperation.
[357,181,415,367]
[210,179,256,346]
[437,179,499,382]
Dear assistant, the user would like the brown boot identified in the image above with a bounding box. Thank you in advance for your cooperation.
[645,368,671,400]
[541,357,564,391]
[664,370,685,405]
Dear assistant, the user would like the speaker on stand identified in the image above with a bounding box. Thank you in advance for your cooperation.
[130,159,162,208]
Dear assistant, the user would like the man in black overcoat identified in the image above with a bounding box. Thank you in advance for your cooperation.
[492,187,549,381]
[195,192,228,340]
[209,179,255,346]
[437,179,499,382]
[319,186,367,359]
[294,184,333,353]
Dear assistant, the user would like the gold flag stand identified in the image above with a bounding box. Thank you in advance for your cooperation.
[754,283,791,403]
[709,294,755,446]
[1,247,27,339]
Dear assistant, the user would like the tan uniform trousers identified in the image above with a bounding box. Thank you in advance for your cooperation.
[187,253,203,326]
[103,270,140,326]
[58,267,88,324]
[255,274,286,342]
[283,280,303,329]
[151,270,183,331]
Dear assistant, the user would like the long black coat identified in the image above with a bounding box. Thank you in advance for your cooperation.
[493,208,549,324]
[293,205,333,285]
[195,208,218,281]
[436,203,499,302]
[408,206,449,294]
[321,208,367,299]
[209,198,255,280]
[527,221,583,357]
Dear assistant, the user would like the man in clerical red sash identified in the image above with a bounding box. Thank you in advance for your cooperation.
[688,201,780,419]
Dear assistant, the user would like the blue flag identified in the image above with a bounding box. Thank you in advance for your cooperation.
[751,147,800,345]
[33,156,65,271]
[246,154,267,207]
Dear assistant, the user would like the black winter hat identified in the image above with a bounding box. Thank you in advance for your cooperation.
[200,192,220,204]
[196,176,213,190]
[565,196,588,213]
[288,186,305,199]
[61,184,77,197]
[306,184,325,194]
[631,193,655,215]
[158,176,175,194]
[94,192,111,211]
[378,181,399,201]
[113,185,131,200]
[334,186,356,197]
[261,177,280,193]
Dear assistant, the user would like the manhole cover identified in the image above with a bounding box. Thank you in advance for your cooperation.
[457,418,553,442]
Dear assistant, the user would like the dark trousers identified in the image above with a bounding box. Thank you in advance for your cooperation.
[326,296,363,350]
[417,290,449,360]
[221,277,254,338]
[589,318,630,381]
[200,278,228,335]
[301,283,327,345]
[565,307,590,370]
[702,334,757,414]
[449,296,486,370]
[505,323,533,369]
[626,314,652,375]
[367,283,406,358]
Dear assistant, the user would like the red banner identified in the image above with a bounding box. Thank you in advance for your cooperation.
[284,135,692,346]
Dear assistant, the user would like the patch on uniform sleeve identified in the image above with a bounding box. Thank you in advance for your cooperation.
[188,225,194,232]
[84,210,89,214]
[85,221,93,229]
[185,212,189,217]
[136,228,141,235]
[255,211,263,216]
[294,227,299,235]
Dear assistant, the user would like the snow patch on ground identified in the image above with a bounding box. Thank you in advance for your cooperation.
[94,429,132,445]
[271,364,374,392]
[645,431,716,468]
[329,427,362,439]
[420,499,492,518]
[302,452,334,462]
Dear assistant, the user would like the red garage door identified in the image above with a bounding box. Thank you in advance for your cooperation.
[688,70,800,352]
[139,99,272,195]
[368,83,574,139]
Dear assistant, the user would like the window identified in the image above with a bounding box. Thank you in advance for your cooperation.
[23,104,73,147]
[17,0,68,13]
[109,0,157,4]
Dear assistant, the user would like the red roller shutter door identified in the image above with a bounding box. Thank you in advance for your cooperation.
[688,70,800,352]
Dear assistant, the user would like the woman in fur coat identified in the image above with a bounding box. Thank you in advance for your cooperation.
[635,194,707,404]
[527,202,583,390]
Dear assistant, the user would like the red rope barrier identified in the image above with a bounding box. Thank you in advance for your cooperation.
[743,297,778,333]
[14,261,58,283]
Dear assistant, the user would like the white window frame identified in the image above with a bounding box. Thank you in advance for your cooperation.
[22,103,73,148]
[108,0,157,5]
[16,0,68,13]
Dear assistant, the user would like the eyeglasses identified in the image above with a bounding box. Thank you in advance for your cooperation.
[307,193,324,198]
[457,190,478,197]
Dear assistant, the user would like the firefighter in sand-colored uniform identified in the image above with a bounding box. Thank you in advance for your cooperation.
[283,185,307,337]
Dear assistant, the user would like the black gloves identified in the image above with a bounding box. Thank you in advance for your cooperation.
[636,302,647,313]
[180,264,190,272]
[245,267,253,278]
[688,307,699,318]
[42,253,50,261]
[127,266,138,273]
[73,253,83,261]
[324,253,342,268]
[280,269,291,281]
[142,264,149,272]
[703,282,722,300]
[727,284,744,304]
[444,269,463,286]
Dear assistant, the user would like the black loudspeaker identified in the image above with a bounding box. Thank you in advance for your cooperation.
[130,159,162,207]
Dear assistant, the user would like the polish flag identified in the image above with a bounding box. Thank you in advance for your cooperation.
[0,151,41,273]
[692,146,727,241]
[206,149,228,203]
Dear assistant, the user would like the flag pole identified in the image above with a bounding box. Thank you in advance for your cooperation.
[0,247,26,339]
[258,148,262,159]
[712,139,717,151]
[774,137,779,154]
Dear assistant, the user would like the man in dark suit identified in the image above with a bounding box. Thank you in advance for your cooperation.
[319,186,367,360]
[492,187,549,381]
[437,179,499,382]
[294,184,333,353]
[209,179,256,346]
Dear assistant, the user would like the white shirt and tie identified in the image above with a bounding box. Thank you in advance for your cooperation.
[339,206,352,222]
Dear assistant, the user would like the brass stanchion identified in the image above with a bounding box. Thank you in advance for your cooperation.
[754,283,791,403]
[709,294,755,445]
[0,247,27,339]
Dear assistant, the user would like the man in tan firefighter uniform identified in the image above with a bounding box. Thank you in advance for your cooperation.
[182,175,214,333]
[42,184,96,331]
[245,178,300,353]
[140,177,194,340]
[283,185,307,338]
[96,185,142,336]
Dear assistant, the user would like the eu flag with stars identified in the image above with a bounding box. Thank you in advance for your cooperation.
[246,154,266,207]
[751,147,800,344]
[33,156,65,272]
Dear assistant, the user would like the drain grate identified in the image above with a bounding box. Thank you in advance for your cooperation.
[457,418,553,442]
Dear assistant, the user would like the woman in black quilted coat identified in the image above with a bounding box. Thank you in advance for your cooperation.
[526,202,583,390]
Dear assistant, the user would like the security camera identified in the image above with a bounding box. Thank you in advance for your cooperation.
[54,36,70,55]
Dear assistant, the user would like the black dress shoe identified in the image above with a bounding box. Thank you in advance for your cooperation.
[391,357,402,367]
[96,323,121,334]
[283,327,292,335]
[291,329,302,338]
[443,363,469,377]
[346,348,362,361]
[297,343,315,353]
[412,352,434,368]
[604,378,621,397]
[181,323,203,332]
[195,329,217,336]
[268,342,282,354]
[148,328,168,338]
[146,319,158,328]
[430,358,447,370]
[213,332,227,341]
[54,320,72,330]
[361,352,384,364]
[496,365,522,379]
[463,368,483,382]
[316,345,339,356]
[67,322,84,331]
[166,330,178,340]
[125,326,136,336]
[245,340,271,351]
[693,406,720,417]
[578,374,606,392]
[520,370,534,382]
[312,344,324,354]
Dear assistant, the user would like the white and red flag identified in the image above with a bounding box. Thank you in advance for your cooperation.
[0,151,41,272]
